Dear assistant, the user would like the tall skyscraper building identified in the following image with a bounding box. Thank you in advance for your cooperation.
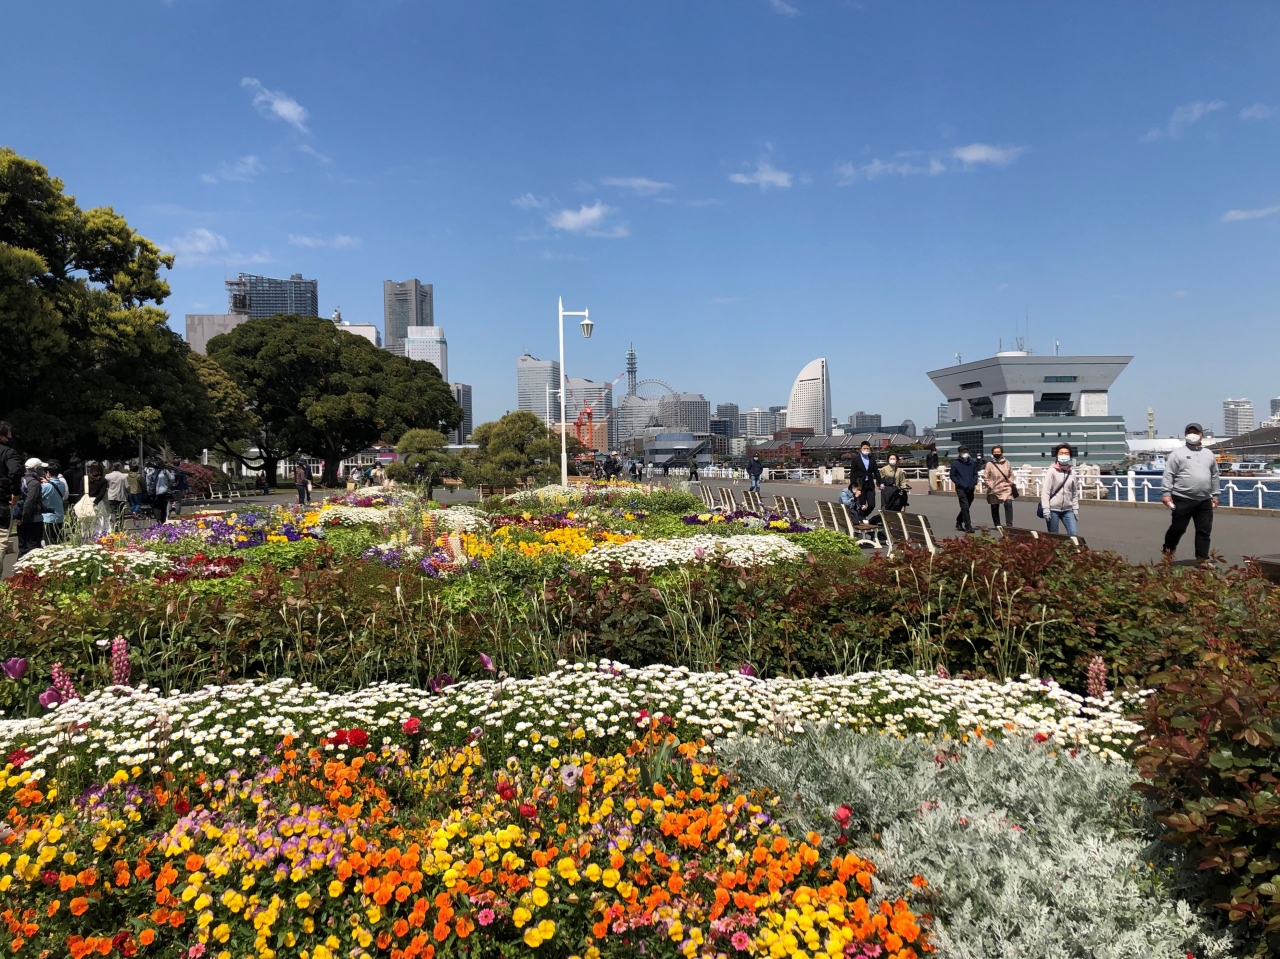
[564,377,614,426]
[786,359,832,436]
[658,393,711,434]
[383,279,434,356]
[743,408,777,439]
[450,383,473,445]
[225,273,318,318]
[405,326,448,380]
[517,353,561,424]
[1223,398,1255,438]
[937,403,951,425]
[852,411,882,431]
[1271,397,1280,417]
[714,403,740,438]
[185,314,246,355]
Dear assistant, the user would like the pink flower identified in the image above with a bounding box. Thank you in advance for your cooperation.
[477,908,495,926]
[732,932,751,951]
[402,717,422,736]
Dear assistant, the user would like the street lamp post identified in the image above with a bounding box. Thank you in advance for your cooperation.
[558,297,594,486]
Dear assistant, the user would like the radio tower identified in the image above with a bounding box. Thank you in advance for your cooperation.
[626,345,638,396]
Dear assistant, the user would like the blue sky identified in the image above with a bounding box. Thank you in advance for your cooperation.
[4,1,1279,435]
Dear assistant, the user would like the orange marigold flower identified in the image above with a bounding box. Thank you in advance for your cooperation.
[184,854,203,873]
[70,898,90,917]
[138,929,156,946]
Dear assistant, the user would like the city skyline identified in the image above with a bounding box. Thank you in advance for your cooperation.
[6,3,1279,433]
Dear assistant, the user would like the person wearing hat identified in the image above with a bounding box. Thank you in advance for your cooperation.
[16,457,47,558]
[1161,422,1219,562]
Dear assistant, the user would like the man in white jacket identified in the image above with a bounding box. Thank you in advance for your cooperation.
[1161,422,1219,562]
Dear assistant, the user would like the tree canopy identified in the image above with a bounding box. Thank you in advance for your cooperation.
[208,314,461,485]
[396,428,458,500]
[464,411,587,488]
[0,147,216,458]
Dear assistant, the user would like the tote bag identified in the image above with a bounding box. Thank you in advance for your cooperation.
[73,477,97,521]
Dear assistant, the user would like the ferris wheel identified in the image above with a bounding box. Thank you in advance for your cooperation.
[633,378,677,400]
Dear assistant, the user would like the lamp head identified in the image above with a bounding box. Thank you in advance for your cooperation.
[579,313,594,339]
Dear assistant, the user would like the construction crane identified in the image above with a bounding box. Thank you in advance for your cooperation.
[565,371,627,450]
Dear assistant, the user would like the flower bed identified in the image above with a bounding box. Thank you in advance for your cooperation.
[581,533,808,571]
[12,544,173,585]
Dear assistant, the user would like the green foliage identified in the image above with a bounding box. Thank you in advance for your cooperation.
[0,147,218,459]
[207,315,461,485]
[1133,646,1280,957]
[617,487,702,514]
[464,411,587,487]
[785,528,865,557]
[724,729,1236,959]
[383,461,412,483]
[396,428,459,498]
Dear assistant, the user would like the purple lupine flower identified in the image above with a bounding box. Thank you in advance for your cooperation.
[38,688,62,709]
[479,653,497,673]
[1086,655,1107,700]
[50,662,79,702]
[936,663,950,680]
[110,636,130,686]
[738,662,757,678]
[428,672,455,694]
[2,657,28,681]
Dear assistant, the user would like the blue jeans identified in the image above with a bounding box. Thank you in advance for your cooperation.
[1046,510,1078,536]
[749,475,761,492]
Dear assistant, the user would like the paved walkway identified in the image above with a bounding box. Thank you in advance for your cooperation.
[699,478,1280,566]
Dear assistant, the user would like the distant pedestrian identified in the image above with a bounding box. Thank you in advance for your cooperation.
[838,481,859,525]
[689,460,700,482]
[926,448,939,472]
[848,441,878,522]
[17,458,46,557]
[746,454,764,493]
[64,455,85,508]
[41,460,68,545]
[294,461,312,505]
[106,462,129,527]
[127,462,145,516]
[152,462,176,524]
[878,453,909,513]
[0,422,23,557]
[948,446,978,533]
[1161,422,1218,562]
[983,445,1018,527]
[1040,443,1081,537]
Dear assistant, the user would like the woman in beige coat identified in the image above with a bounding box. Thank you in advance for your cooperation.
[982,445,1018,527]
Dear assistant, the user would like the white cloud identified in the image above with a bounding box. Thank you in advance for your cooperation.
[1141,99,1225,141]
[298,143,331,163]
[951,143,1027,168]
[728,159,793,190]
[1240,103,1274,120]
[601,176,673,196]
[547,201,628,237]
[288,233,361,248]
[202,154,263,183]
[837,155,946,184]
[1221,204,1280,222]
[766,0,800,15]
[512,193,549,210]
[241,77,310,133]
[687,198,723,207]
[168,228,228,257]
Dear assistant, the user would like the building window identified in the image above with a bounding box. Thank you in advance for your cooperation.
[1044,375,1078,382]
[960,381,983,390]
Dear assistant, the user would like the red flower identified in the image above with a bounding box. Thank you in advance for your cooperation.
[7,747,30,769]
[112,932,132,953]
[832,804,854,829]
[496,780,517,801]
[173,798,191,815]
[635,709,650,726]
[402,717,422,736]
[518,802,537,818]
[346,729,369,750]
[40,869,58,887]
[1033,732,1049,743]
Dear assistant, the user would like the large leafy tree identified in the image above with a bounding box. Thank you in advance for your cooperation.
[395,428,459,501]
[464,410,586,488]
[208,314,461,485]
[0,148,216,459]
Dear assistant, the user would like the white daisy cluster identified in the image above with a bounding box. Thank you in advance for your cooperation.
[12,543,172,581]
[317,505,393,526]
[429,504,491,533]
[580,533,808,571]
[0,661,1145,783]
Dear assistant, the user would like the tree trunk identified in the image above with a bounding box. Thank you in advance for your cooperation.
[261,456,279,489]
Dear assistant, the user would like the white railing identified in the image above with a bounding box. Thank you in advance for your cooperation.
[1096,474,1280,509]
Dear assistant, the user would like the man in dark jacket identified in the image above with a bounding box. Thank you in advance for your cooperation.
[17,458,47,557]
[847,441,879,521]
[948,446,979,533]
[0,422,25,556]
[746,454,765,493]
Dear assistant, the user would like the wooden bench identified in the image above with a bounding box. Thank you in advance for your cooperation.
[995,526,1038,544]
[816,500,884,548]
[697,484,717,510]
[995,526,1087,548]
[718,486,739,512]
[882,511,939,555]
[1250,554,1280,585]
[741,490,765,513]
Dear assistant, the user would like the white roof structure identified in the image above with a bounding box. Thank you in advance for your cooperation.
[787,359,832,436]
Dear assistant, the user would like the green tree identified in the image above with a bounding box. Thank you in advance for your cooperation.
[463,411,587,488]
[396,428,459,501]
[0,148,217,458]
[208,314,460,486]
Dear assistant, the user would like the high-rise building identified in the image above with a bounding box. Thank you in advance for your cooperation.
[225,273,318,318]
[1223,398,1255,438]
[383,279,434,356]
[927,351,1132,465]
[743,407,778,439]
[769,405,789,429]
[564,377,614,430]
[185,314,246,355]
[658,393,711,434]
[852,411,882,431]
[714,403,740,438]
[331,308,381,348]
[450,383,473,445]
[405,326,448,380]
[1272,397,1280,418]
[937,403,952,425]
[517,353,561,424]
[709,418,735,443]
[898,419,916,438]
[787,359,832,436]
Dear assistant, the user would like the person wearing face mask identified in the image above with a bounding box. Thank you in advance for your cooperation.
[1161,422,1219,562]
[878,453,909,512]
[847,441,879,521]
[982,445,1018,527]
[948,446,979,533]
[1040,442,1081,536]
